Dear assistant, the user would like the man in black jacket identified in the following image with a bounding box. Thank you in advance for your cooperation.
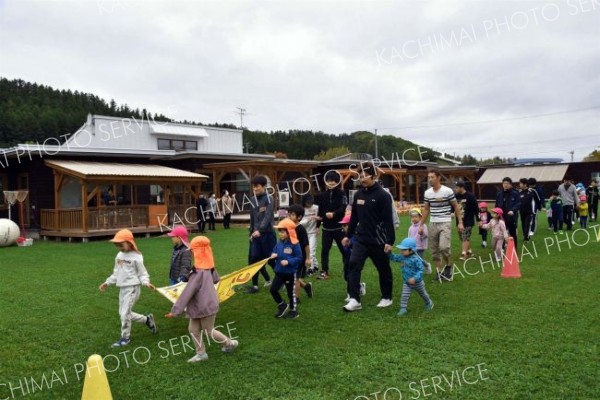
[342,163,395,312]
[495,177,521,248]
[317,171,348,280]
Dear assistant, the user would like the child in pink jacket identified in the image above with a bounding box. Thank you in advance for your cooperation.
[479,207,509,262]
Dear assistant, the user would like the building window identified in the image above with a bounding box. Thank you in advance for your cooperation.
[157,139,198,151]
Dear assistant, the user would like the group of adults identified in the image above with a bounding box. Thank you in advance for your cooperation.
[195,191,235,233]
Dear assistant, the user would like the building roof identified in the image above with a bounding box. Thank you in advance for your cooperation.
[477,164,569,184]
[45,160,208,182]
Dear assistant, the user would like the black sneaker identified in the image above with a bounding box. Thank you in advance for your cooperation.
[275,302,289,318]
[284,310,299,319]
[442,265,453,281]
[304,282,314,298]
[245,286,260,294]
[145,314,157,334]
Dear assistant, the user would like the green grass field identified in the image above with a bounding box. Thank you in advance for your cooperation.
[1,215,599,400]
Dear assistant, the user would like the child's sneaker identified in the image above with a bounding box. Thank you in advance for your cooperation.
[245,286,260,294]
[424,302,434,311]
[482,241,487,248]
[187,353,208,363]
[275,302,289,318]
[458,252,467,261]
[343,298,362,312]
[304,282,314,298]
[145,314,157,334]
[284,310,299,319]
[222,340,239,353]
[397,309,408,316]
[112,337,130,347]
[317,272,329,280]
[360,282,367,296]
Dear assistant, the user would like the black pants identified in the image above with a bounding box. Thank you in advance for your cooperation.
[590,200,598,221]
[208,213,216,230]
[249,232,276,286]
[505,218,518,249]
[321,228,345,273]
[520,212,534,240]
[197,216,206,233]
[348,240,393,301]
[223,213,232,229]
[270,273,296,310]
[562,205,574,230]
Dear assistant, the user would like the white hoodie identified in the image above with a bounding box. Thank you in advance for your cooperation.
[104,251,150,287]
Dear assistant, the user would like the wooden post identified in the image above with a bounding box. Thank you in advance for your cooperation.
[415,175,420,204]
[81,179,89,233]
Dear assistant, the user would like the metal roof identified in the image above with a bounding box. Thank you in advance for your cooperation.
[45,160,208,180]
[149,123,208,138]
[477,164,569,184]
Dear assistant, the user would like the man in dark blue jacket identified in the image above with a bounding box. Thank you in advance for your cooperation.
[342,163,395,312]
[495,177,521,248]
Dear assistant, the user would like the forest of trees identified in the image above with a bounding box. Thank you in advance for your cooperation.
[0,77,537,165]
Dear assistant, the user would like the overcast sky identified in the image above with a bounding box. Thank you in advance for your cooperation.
[1,0,599,161]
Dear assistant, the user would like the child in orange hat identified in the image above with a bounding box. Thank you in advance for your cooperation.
[167,225,193,285]
[269,218,303,319]
[98,229,157,347]
[166,236,238,362]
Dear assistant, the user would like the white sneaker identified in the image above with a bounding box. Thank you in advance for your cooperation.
[376,298,393,308]
[360,282,367,296]
[187,353,208,363]
[343,298,362,312]
[222,339,239,353]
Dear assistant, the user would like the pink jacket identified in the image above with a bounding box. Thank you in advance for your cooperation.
[481,219,508,240]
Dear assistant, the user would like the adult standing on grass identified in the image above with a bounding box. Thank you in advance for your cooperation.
[221,190,234,229]
[518,178,539,242]
[586,179,599,222]
[558,176,579,231]
[454,180,478,260]
[207,193,218,231]
[495,177,520,249]
[196,193,208,234]
[342,163,395,312]
[246,175,275,293]
[420,169,464,282]
[317,171,348,280]
[166,236,238,362]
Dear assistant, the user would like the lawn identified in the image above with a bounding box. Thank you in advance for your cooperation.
[0,215,599,400]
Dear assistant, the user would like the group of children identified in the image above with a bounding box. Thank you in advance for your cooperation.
[547,190,589,231]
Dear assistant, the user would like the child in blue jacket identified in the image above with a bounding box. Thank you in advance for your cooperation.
[270,218,303,319]
[390,238,434,316]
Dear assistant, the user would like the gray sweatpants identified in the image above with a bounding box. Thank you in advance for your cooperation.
[400,281,432,310]
[118,285,147,339]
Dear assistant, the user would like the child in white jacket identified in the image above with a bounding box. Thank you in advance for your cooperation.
[99,229,157,347]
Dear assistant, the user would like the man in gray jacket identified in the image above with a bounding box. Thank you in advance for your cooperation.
[558,175,580,231]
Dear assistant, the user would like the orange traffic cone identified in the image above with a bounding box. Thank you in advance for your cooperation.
[81,355,113,400]
[501,237,521,278]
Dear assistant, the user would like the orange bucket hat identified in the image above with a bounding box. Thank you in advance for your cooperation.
[109,229,139,252]
[189,236,214,270]
[274,218,298,244]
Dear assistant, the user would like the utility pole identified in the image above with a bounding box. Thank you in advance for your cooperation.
[235,107,247,128]
[374,128,378,158]
[569,150,574,162]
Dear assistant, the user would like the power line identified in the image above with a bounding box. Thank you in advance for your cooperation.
[377,105,600,131]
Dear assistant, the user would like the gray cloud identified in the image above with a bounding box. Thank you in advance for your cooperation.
[1,0,598,161]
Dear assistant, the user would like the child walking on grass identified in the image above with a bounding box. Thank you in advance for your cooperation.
[269,218,303,319]
[479,207,509,262]
[167,225,193,285]
[478,202,492,248]
[407,207,432,274]
[166,236,238,362]
[287,204,314,302]
[98,229,157,347]
[389,238,434,316]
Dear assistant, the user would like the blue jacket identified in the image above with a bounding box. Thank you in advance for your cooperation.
[389,253,424,283]
[272,240,302,274]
